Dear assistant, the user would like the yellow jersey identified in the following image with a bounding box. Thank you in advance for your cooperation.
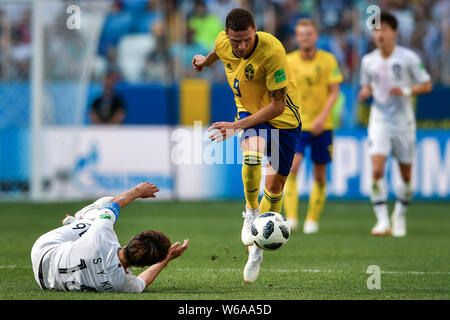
[286,49,343,131]
[215,31,301,129]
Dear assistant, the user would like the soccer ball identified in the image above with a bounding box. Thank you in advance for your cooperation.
[251,212,290,250]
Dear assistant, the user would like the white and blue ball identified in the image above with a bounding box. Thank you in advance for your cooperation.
[251,212,290,251]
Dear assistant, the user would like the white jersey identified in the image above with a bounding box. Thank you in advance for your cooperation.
[360,45,431,131]
[31,204,146,293]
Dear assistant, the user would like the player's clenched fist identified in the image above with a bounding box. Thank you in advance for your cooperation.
[135,182,159,198]
[192,55,207,72]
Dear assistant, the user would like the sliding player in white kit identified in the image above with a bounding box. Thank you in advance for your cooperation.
[358,12,432,237]
[31,182,189,293]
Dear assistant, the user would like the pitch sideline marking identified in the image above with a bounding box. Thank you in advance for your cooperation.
[173,268,450,275]
[2,265,449,275]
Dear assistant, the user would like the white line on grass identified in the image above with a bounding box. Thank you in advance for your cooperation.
[173,267,450,275]
[0,265,18,269]
[1,265,449,275]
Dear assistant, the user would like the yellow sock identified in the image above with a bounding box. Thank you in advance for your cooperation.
[305,181,326,222]
[242,151,263,210]
[283,174,298,220]
[260,188,283,214]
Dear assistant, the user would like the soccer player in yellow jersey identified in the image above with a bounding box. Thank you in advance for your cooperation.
[283,19,343,234]
[192,8,301,284]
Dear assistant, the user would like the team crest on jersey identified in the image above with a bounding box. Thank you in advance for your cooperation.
[226,63,232,71]
[315,65,321,81]
[244,64,255,81]
[392,64,402,80]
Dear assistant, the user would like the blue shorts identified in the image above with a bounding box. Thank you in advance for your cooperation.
[237,111,301,176]
[295,130,333,164]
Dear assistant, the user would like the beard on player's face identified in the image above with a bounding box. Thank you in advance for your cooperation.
[227,27,256,57]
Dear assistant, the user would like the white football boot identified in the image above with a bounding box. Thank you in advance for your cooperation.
[286,218,298,233]
[243,244,264,284]
[241,207,259,246]
[74,196,114,221]
[371,220,391,236]
[391,214,406,237]
[303,220,319,234]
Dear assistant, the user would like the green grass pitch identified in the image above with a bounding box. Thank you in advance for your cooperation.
[0,200,449,300]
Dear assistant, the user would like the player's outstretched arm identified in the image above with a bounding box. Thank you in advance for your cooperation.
[137,239,189,288]
[110,182,159,209]
[192,48,219,72]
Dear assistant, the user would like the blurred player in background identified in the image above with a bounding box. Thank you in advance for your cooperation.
[192,8,301,284]
[31,182,189,292]
[89,71,126,124]
[358,12,432,237]
[283,19,343,234]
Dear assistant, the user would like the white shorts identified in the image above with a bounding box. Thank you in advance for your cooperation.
[368,126,416,164]
[31,222,92,289]
[30,196,112,289]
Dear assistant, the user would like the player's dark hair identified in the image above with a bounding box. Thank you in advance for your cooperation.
[124,230,171,267]
[225,8,256,31]
[379,11,398,31]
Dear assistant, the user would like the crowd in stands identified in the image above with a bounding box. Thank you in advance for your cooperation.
[0,4,31,80]
[0,0,449,86]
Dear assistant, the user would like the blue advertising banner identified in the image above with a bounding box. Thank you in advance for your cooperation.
[1,126,449,201]
[195,128,450,201]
